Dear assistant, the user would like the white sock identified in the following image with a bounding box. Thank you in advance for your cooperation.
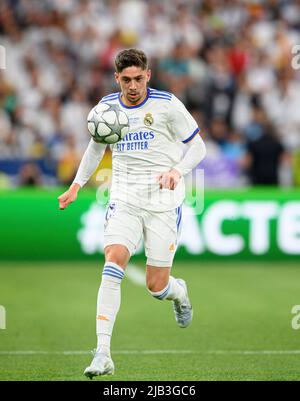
[148,276,185,303]
[96,262,124,357]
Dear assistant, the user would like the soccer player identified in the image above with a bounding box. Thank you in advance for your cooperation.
[58,49,206,378]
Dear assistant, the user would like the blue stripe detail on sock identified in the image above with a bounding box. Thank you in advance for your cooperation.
[154,283,170,300]
[103,271,124,280]
[103,267,124,279]
[103,265,124,278]
[102,272,124,280]
[104,264,124,274]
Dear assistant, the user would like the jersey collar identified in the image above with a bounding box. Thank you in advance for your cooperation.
[118,88,150,109]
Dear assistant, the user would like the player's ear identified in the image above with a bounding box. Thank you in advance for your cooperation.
[146,69,151,83]
[114,72,119,84]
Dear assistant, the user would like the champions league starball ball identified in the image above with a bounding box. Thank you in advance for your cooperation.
[87,103,130,144]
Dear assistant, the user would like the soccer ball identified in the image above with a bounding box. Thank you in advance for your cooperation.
[87,103,130,144]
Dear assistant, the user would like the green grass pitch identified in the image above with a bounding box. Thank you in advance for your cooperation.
[0,260,300,381]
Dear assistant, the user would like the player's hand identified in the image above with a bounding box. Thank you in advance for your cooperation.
[157,168,182,190]
[58,183,81,210]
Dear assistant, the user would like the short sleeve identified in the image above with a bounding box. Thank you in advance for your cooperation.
[168,96,200,143]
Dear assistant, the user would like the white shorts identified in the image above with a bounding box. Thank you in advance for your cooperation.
[103,200,183,267]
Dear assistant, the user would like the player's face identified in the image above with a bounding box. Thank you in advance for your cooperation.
[115,66,151,106]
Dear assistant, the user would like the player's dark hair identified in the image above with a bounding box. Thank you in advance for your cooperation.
[115,49,148,72]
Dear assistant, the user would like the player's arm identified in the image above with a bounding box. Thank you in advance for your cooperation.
[158,134,206,190]
[58,139,106,210]
[158,95,206,190]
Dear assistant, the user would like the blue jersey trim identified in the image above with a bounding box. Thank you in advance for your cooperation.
[149,95,171,101]
[182,128,200,144]
[118,88,150,109]
[149,90,172,99]
[100,96,119,103]
[149,88,172,96]
[177,207,182,232]
[149,93,172,99]
[176,206,182,232]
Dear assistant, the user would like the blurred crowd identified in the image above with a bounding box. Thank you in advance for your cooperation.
[1,0,300,188]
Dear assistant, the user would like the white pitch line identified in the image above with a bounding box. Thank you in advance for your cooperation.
[1,350,300,356]
[205,350,300,355]
[0,350,192,356]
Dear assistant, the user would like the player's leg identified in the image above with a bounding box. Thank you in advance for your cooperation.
[84,201,142,378]
[96,244,130,356]
[144,206,193,328]
[146,264,187,305]
[146,264,192,328]
[84,244,129,378]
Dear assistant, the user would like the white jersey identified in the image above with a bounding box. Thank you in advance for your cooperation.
[99,88,200,212]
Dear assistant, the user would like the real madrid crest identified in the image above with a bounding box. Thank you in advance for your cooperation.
[144,112,154,126]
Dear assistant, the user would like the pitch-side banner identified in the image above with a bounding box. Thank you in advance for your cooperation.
[0,189,299,260]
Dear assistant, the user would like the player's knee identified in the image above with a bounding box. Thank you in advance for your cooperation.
[104,245,129,268]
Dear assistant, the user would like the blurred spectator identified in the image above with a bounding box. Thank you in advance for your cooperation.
[203,45,236,125]
[222,130,246,166]
[19,162,43,187]
[0,171,11,188]
[199,117,247,187]
[243,105,268,142]
[246,50,276,94]
[0,0,299,188]
[0,74,17,116]
[57,135,81,185]
[292,150,300,187]
[157,41,191,99]
[262,68,300,150]
[60,87,90,152]
[244,123,287,185]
